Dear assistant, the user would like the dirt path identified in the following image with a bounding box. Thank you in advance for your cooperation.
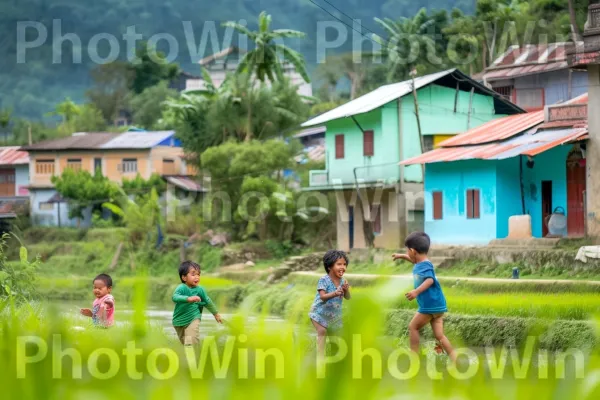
[291,271,600,285]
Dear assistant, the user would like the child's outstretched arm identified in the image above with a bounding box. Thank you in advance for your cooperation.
[392,253,414,263]
[200,288,222,324]
[319,287,343,302]
[406,278,434,301]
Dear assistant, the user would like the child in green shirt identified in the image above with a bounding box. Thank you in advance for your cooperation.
[172,260,222,345]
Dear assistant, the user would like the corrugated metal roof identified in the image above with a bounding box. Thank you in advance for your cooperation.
[483,43,573,81]
[401,127,588,165]
[301,69,459,127]
[0,147,29,165]
[439,93,589,147]
[295,144,325,163]
[165,176,205,192]
[294,126,326,139]
[438,111,545,146]
[101,131,175,149]
[21,133,118,151]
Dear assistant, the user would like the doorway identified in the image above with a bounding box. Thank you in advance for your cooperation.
[541,181,552,237]
[567,153,586,237]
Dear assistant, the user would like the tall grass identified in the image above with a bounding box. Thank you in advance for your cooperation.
[2,284,600,399]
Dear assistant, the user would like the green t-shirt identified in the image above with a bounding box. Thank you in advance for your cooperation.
[171,284,218,327]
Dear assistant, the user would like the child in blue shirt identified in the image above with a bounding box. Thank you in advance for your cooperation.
[393,232,457,362]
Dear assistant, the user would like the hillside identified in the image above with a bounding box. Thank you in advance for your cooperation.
[1,0,473,119]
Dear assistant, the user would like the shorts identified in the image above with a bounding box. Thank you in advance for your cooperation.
[174,319,200,345]
[418,312,445,319]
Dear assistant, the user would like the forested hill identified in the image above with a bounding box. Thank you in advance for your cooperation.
[1,0,474,119]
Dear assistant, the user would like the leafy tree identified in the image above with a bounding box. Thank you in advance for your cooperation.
[72,104,108,132]
[86,62,133,124]
[128,43,180,95]
[374,8,444,81]
[0,109,11,130]
[47,97,81,123]
[122,173,167,199]
[51,169,120,222]
[222,11,310,84]
[129,81,179,129]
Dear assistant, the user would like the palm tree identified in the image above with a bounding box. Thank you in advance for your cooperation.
[373,8,439,81]
[222,11,310,85]
[47,97,81,123]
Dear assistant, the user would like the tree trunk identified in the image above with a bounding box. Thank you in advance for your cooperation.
[246,99,253,142]
[568,0,582,42]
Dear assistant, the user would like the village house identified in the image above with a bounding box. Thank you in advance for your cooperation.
[21,130,202,227]
[301,69,523,250]
[185,47,313,97]
[402,93,588,245]
[478,42,588,111]
[0,147,30,220]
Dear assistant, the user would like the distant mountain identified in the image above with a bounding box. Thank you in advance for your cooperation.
[0,0,474,119]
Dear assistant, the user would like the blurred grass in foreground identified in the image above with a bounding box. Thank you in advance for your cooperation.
[2,279,600,399]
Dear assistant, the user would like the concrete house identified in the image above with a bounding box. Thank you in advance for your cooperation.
[403,93,589,245]
[22,131,202,227]
[479,43,588,111]
[301,69,523,250]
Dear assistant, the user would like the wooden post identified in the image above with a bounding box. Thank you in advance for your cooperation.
[410,70,425,178]
[109,242,123,270]
[467,87,475,130]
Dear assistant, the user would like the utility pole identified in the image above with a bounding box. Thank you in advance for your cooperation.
[410,68,425,178]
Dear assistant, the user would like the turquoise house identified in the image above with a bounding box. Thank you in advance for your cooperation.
[403,94,589,245]
[302,69,522,250]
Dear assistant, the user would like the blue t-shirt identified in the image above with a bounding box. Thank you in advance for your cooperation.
[413,260,447,314]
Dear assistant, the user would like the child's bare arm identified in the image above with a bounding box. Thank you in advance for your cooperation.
[406,278,434,301]
[80,308,92,317]
[318,288,343,302]
[392,253,413,263]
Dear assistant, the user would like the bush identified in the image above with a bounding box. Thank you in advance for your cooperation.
[196,245,223,272]
[265,240,296,259]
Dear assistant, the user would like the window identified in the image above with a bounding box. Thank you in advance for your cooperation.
[163,158,176,175]
[494,86,514,100]
[36,160,55,175]
[363,130,374,156]
[432,191,443,220]
[39,202,54,211]
[371,204,381,235]
[466,189,481,219]
[94,158,102,173]
[120,158,138,173]
[67,158,82,172]
[335,134,344,159]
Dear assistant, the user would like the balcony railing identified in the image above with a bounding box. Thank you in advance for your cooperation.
[309,170,329,187]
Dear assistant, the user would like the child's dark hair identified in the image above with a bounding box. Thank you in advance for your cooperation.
[179,260,201,282]
[323,250,349,273]
[405,231,430,254]
[93,274,113,288]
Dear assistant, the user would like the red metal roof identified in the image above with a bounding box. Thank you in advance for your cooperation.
[0,146,29,166]
[483,43,571,82]
[438,111,545,147]
[165,176,205,192]
[439,93,588,147]
[401,128,588,165]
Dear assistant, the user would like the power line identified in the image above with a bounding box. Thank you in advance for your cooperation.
[318,0,379,37]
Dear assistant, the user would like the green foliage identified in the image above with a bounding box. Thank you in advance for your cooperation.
[121,173,167,198]
[196,245,223,273]
[86,62,133,123]
[52,169,120,220]
[127,44,180,95]
[265,240,296,259]
[222,11,309,84]
[129,81,179,129]
[0,233,40,301]
[105,189,162,247]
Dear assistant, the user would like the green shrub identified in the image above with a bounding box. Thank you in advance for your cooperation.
[196,245,222,272]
